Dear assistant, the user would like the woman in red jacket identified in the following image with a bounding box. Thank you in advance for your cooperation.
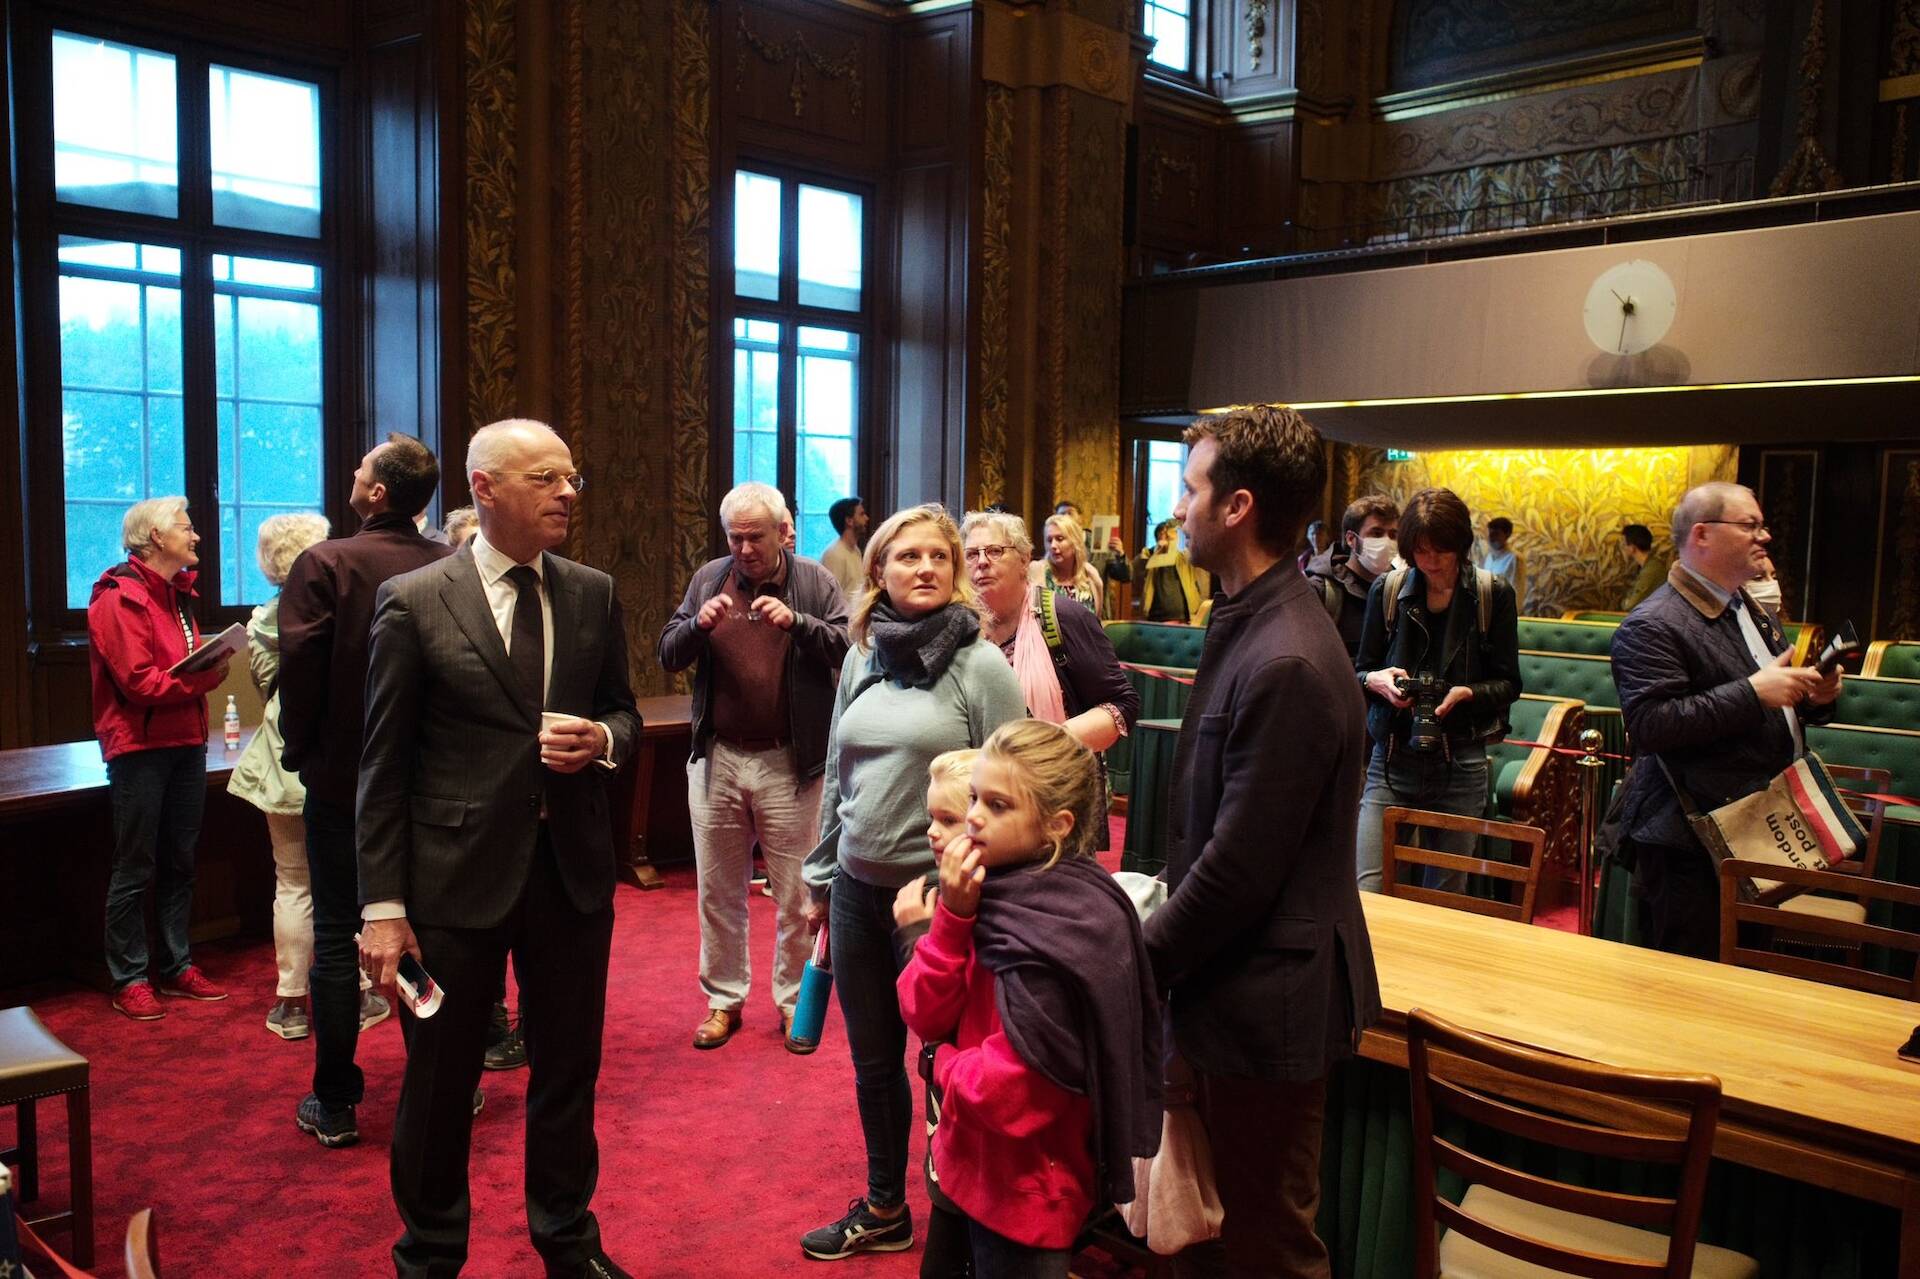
[87,497,232,1020]
[897,720,1161,1278]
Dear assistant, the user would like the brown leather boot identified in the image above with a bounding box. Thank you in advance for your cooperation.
[692,1007,742,1049]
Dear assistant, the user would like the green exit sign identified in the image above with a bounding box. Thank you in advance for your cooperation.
[1386,449,1417,462]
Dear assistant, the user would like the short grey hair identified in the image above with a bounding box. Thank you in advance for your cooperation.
[122,496,189,556]
[719,481,789,530]
[255,512,331,586]
[1671,482,1751,548]
[443,506,478,544]
[467,418,564,481]
[959,510,1033,560]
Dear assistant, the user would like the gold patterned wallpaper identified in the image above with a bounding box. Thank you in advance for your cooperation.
[1341,444,1736,616]
[975,85,1013,510]
[464,0,519,429]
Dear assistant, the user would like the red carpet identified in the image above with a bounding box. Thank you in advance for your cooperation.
[8,869,949,1278]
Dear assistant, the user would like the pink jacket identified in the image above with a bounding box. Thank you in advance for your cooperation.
[898,903,1096,1249]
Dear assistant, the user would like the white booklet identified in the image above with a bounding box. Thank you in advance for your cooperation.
[167,622,247,677]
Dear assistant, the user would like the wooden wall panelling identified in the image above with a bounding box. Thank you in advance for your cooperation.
[726,0,884,173]
[1216,0,1295,94]
[1118,283,1198,415]
[0,30,25,749]
[47,0,354,54]
[889,13,973,513]
[1221,120,1296,255]
[1136,111,1220,251]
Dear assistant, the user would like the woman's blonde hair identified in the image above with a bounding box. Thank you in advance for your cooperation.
[979,719,1101,870]
[849,504,985,648]
[1042,514,1100,599]
[255,512,331,586]
[926,748,978,802]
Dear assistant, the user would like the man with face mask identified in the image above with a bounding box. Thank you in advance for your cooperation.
[1306,495,1399,661]
[1749,553,1786,621]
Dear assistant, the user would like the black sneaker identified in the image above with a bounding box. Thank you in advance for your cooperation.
[800,1198,913,1260]
[485,1023,527,1071]
[295,1093,359,1149]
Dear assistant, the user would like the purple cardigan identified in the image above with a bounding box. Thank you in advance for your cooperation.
[1048,592,1140,731]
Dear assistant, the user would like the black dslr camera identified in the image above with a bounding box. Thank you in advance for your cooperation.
[1394,672,1449,754]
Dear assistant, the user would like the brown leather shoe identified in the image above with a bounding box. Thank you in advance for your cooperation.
[692,1007,742,1049]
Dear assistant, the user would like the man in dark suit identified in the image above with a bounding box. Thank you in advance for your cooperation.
[1144,405,1381,1279]
[1611,482,1840,958]
[357,418,641,1278]
[280,432,452,1148]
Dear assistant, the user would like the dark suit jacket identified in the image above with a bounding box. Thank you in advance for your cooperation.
[1143,560,1382,1083]
[1612,561,1833,854]
[278,513,454,810]
[356,547,641,929]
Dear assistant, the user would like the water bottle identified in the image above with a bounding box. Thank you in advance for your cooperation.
[224,694,241,751]
[787,923,831,1055]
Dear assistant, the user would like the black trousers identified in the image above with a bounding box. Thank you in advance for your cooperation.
[305,794,365,1108]
[390,829,615,1277]
[1633,842,1720,961]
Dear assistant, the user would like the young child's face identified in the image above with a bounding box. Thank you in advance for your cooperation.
[966,755,1062,869]
[926,780,969,856]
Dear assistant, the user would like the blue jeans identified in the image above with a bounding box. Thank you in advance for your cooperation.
[831,873,913,1212]
[966,1217,1068,1278]
[1354,741,1489,896]
[104,745,207,989]
[304,794,364,1107]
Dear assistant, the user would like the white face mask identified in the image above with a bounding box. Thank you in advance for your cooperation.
[1354,536,1396,577]
[1747,577,1782,609]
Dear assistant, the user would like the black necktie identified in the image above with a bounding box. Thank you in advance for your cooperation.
[507,564,544,714]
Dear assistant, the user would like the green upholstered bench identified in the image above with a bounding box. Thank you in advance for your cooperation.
[1488,694,1587,883]
[1516,617,1618,657]
[1518,650,1625,798]
[1833,675,1920,734]
[1567,610,1818,663]
[1865,641,1920,680]
[1563,610,1629,623]
[1102,622,1203,799]
[1102,620,1207,670]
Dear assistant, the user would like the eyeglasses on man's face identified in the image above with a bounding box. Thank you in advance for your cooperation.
[1700,518,1768,537]
[494,469,586,493]
[963,544,1015,565]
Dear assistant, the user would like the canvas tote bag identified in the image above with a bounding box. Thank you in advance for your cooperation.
[1657,752,1867,899]
[1119,1051,1224,1254]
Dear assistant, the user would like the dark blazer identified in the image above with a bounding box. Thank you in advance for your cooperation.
[356,547,641,929]
[656,549,850,781]
[1143,560,1381,1083]
[1612,561,1832,853]
[278,513,454,810]
[1354,564,1521,749]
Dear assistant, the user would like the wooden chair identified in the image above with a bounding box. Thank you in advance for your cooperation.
[0,1004,92,1266]
[1718,859,1920,999]
[1769,764,1891,952]
[125,1206,160,1279]
[1382,807,1547,924]
[1406,1008,1758,1279]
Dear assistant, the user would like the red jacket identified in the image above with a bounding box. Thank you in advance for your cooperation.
[87,556,224,761]
[898,903,1095,1250]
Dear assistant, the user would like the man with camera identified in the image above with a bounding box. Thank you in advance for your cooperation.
[1353,488,1522,895]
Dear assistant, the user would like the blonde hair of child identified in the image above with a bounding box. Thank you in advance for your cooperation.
[979,719,1101,870]
[927,748,978,802]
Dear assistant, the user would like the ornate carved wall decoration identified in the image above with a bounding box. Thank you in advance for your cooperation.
[667,0,714,693]
[1770,0,1844,195]
[1875,450,1920,640]
[1891,0,1920,76]
[975,86,1013,510]
[1298,0,1325,91]
[1246,0,1268,70]
[1340,444,1735,615]
[1053,93,1127,512]
[1145,145,1201,210]
[735,13,863,119]
[465,0,518,428]
[1370,133,1699,241]
[1378,65,1699,179]
[1756,449,1817,620]
[1714,53,1762,121]
[1390,0,1696,90]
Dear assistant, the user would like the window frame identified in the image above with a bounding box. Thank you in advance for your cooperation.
[1140,0,1201,81]
[725,159,874,561]
[16,6,345,633]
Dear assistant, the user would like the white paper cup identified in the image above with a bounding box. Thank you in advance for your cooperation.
[539,711,574,734]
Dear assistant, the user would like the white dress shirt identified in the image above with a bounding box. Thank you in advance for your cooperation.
[362,530,615,923]
[1691,572,1803,756]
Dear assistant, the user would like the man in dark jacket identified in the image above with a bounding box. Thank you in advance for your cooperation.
[1305,494,1399,659]
[658,482,850,1050]
[1611,481,1840,959]
[278,432,452,1146]
[1144,405,1381,1279]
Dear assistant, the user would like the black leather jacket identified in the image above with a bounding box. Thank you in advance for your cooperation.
[1354,565,1522,749]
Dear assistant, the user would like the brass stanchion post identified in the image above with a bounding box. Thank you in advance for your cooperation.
[1577,728,1606,935]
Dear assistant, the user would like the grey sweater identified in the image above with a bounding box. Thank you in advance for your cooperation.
[805,637,1026,893]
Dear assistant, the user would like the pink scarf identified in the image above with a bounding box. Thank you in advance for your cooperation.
[1010,586,1068,725]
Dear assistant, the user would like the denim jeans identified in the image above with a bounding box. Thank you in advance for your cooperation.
[966,1217,1069,1279]
[830,872,913,1212]
[104,744,207,989]
[1354,741,1490,896]
[304,793,364,1107]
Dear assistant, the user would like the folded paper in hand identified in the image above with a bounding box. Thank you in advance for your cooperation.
[168,622,246,678]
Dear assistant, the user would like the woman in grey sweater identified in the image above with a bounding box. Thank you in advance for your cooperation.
[799,504,1026,1262]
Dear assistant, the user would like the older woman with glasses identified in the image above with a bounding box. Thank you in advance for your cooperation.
[962,511,1138,849]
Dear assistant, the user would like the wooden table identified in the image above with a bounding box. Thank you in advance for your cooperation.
[0,724,250,816]
[1358,892,1920,1270]
[624,694,693,889]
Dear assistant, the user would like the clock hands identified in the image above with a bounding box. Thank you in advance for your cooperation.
[1613,290,1638,354]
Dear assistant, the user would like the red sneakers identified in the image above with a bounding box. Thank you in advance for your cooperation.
[112,981,165,1020]
[159,965,228,1001]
